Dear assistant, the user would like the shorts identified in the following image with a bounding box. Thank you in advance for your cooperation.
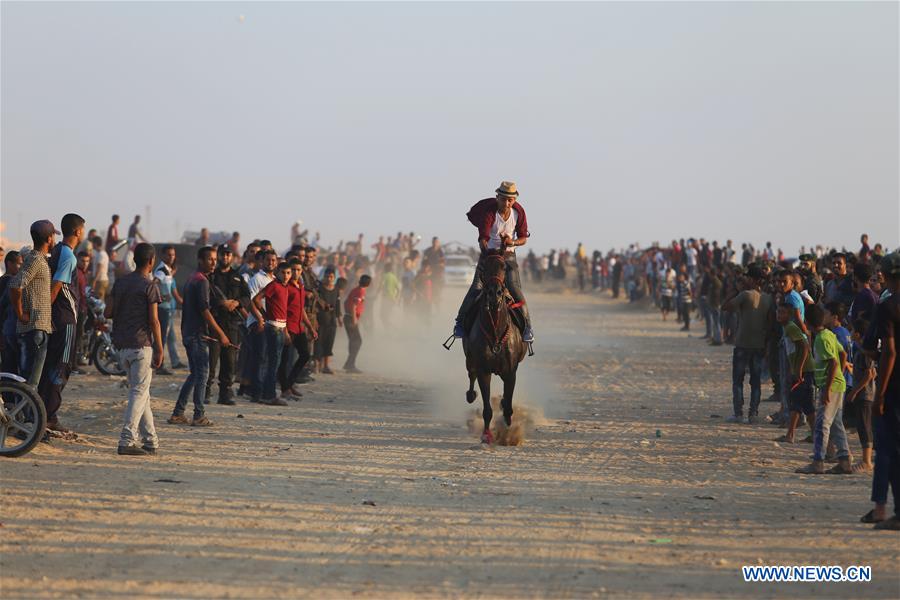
[661,296,672,311]
[789,371,815,415]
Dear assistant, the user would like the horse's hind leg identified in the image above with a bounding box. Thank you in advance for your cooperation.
[501,371,516,426]
[466,371,477,404]
[477,373,493,443]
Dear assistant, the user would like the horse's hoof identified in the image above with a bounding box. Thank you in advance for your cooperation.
[466,391,477,404]
[481,429,494,445]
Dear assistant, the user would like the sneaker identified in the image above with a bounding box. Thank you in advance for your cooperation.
[172,362,188,369]
[795,461,825,474]
[167,414,191,425]
[156,367,174,376]
[216,397,236,406]
[344,366,363,374]
[191,416,214,427]
[746,415,760,425]
[117,445,148,456]
[453,322,466,338]
[141,446,158,456]
[725,414,743,423]
[262,397,288,406]
[322,366,334,375]
[290,384,305,398]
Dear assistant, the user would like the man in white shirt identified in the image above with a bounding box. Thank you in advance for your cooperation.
[241,249,277,401]
[453,181,533,342]
[91,236,110,301]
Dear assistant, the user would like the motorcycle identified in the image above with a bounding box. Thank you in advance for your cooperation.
[0,372,46,457]
[84,287,125,377]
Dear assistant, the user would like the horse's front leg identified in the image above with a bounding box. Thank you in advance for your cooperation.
[500,370,516,426]
[466,370,477,404]
[477,372,493,444]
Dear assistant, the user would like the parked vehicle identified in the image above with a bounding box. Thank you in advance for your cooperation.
[0,372,46,457]
[84,287,124,377]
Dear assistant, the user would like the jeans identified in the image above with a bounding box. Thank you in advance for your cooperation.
[158,308,182,367]
[261,325,284,400]
[732,347,764,417]
[699,297,712,337]
[119,347,158,448]
[1,334,20,376]
[456,253,531,329]
[242,325,264,400]
[19,329,49,388]
[279,331,310,392]
[812,388,850,462]
[708,307,722,343]
[871,393,900,515]
[173,336,209,419]
[344,322,362,369]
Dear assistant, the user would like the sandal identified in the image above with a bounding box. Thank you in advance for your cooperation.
[851,461,873,474]
[191,416,214,427]
[860,509,885,524]
[167,414,191,425]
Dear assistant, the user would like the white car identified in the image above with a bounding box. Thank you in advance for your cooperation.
[443,254,477,287]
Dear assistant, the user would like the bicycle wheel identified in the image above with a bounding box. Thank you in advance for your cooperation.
[0,380,47,457]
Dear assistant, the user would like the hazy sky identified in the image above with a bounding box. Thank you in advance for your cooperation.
[2,1,898,253]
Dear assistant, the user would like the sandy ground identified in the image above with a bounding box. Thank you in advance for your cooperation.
[1,289,898,599]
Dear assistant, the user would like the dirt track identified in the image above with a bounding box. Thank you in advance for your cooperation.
[1,291,898,598]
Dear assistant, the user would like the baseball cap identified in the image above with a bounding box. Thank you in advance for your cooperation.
[30,220,60,239]
[217,243,233,255]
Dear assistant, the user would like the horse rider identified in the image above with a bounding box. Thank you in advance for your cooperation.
[452,181,534,343]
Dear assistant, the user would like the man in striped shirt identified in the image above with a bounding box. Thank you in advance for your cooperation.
[39,213,85,435]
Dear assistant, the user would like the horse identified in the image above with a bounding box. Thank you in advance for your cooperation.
[462,251,528,444]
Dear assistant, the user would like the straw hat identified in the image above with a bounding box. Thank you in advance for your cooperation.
[496,181,519,197]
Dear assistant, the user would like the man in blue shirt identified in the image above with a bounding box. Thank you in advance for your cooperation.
[38,213,85,435]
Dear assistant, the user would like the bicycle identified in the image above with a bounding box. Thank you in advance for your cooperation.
[0,372,47,457]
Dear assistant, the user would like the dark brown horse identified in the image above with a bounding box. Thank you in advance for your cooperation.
[462,252,528,444]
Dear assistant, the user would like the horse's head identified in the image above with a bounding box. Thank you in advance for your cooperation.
[482,254,507,312]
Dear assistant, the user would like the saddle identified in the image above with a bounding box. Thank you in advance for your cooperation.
[462,291,526,337]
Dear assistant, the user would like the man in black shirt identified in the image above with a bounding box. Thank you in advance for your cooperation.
[206,244,250,405]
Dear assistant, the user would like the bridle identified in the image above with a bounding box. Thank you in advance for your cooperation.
[480,266,512,354]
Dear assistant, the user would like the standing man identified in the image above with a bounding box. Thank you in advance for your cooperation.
[127,215,147,248]
[9,220,56,387]
[105,243,163,456]
[722,265,772,424]
[168,246,230,427]
[38,213,85,434]
[106,214,120,256]
[452,181,534,343]
[153,245,184,374]
[344,275,371,373]
[824,252,855,307]
[73,251,91,368]
[301,246,323,378]
[91,236,110,301]
[241,249,276,401]
[207,244,250,405]
[423,237,446,304]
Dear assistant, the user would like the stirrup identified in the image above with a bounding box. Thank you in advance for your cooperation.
[442,334,456,350]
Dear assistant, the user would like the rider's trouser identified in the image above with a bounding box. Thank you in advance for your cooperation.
[456,253,531,328]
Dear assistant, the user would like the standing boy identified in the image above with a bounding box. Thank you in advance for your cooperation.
[796,304,853,474]
[106,243,163,455]
[344,274,371,373]
[252,262,292,405]
[775,303,815,444]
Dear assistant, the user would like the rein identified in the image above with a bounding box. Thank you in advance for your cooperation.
[480,279,517,354]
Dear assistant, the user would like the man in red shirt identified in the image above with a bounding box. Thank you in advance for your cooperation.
[343,274,371,373]
[252,262,292,406]
[279,259,317,400]
[453,181,533,342]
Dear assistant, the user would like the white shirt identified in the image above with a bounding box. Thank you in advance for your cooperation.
[92,249,109,282]
[686,247,698,267]
[246,270,273,326]
[487,210,517,252]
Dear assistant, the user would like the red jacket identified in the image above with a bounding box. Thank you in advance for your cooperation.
[466,198,529,245]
